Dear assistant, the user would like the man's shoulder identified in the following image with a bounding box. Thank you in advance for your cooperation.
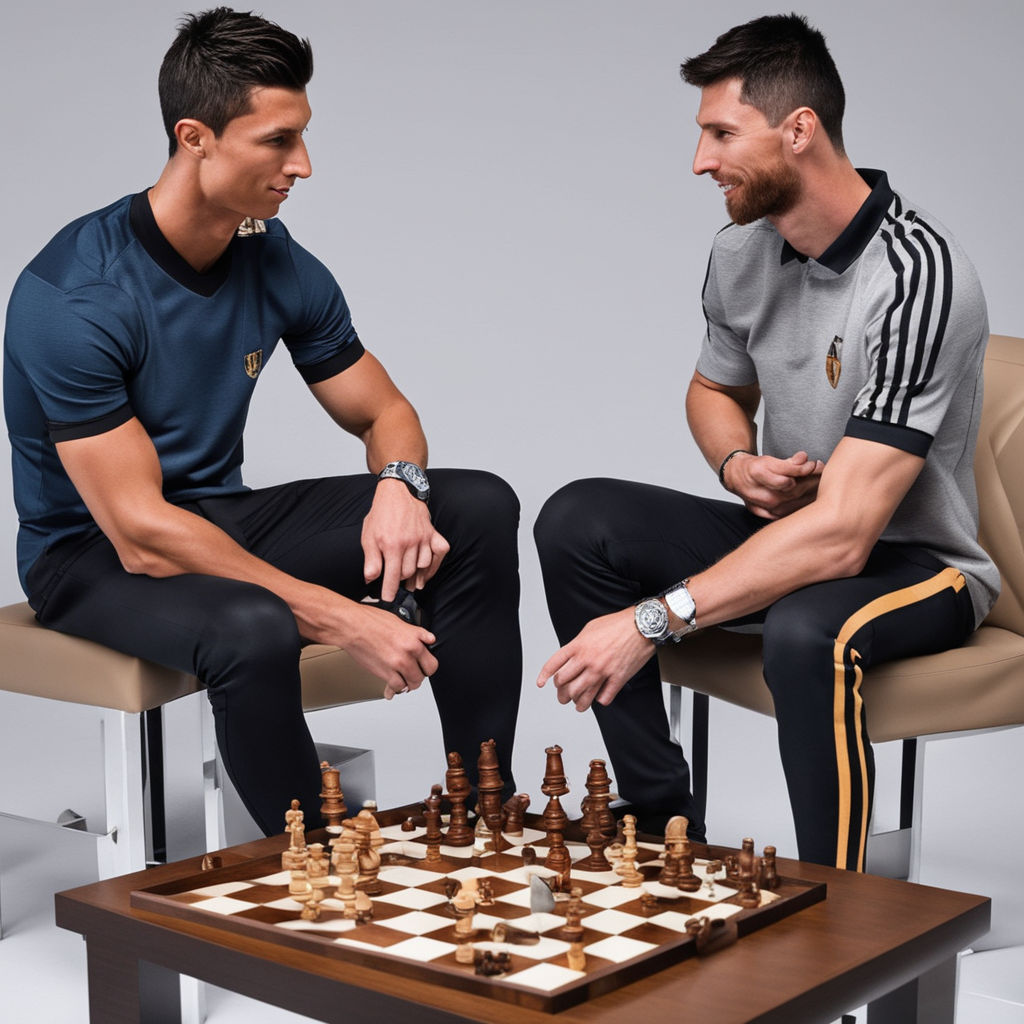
[20,194,137,295]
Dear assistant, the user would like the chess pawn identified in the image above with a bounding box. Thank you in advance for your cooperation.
[558,888,585,942]
[336,870,359,919]
[455,911,476,964]
[282,799,308,871]
[761,846,779,890]
[306,843,332,897]
[704,858,723,897]
[289,868,311,905]
[354,890,374,922]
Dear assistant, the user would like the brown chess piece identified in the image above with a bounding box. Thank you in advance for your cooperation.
[541,744,570,867]
[443,751,475,846]
[502,793,530,836]
[676,837,703,892]
[424,784,444,863]
[545,831,573,890]
[318,760,347,829]
[761,845,779,890]
[476,739,506,849]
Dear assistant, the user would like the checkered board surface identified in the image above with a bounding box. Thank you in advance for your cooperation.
[132,823,825,1012]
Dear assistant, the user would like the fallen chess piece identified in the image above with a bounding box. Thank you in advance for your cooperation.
[685,915,738,955]
[490,921,540,945]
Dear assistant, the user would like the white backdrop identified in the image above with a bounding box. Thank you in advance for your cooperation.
[2,0,1022,945]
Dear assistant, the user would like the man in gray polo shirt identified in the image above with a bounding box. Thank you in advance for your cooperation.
[533,13,997,870]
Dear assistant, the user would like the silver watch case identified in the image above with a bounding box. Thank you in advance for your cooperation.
[379,461,430,501]
[634,598,675,645]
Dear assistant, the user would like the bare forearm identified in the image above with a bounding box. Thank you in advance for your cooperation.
[685,374,759,473]
[110,502,356,643]
[361,399,428,473]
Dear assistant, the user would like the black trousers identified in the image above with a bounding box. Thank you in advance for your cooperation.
[534,478,974,869]
[27,469,522,836]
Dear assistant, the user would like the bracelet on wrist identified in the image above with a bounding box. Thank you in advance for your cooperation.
[717,448,752,486]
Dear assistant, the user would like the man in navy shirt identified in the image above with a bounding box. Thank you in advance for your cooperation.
[4,8,521,834]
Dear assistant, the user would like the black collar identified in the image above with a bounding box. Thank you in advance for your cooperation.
[129,190,233,297]
[780,169,894,273]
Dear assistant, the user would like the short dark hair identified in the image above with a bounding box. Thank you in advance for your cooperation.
[159,7,313,158]
[680,13,846,153]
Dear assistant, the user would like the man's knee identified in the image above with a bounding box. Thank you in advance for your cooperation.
[433,469,520,541]
[761,597,840,704]
[198,584,301,679]
[534,478,617,562]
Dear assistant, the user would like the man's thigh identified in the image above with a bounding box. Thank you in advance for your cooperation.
[28,531,297,676]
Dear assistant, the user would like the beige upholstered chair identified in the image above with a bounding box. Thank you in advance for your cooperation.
[0,603,385,895]
[659,334,1024,878]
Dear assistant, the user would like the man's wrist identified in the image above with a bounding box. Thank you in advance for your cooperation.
[377,460,430,502]
[717,448,753,487]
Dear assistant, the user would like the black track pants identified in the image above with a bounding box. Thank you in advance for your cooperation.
[534,477,974,869]
[27,469,523,835]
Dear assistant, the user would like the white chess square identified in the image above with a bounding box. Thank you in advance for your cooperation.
[578,908,646,935]
[188,881,255,898]
[581,884,644,909]
[383,936,458,962]
[190,895,259,916]
[379,910,452,936]
[515,911,566,934]
[584,935,657,963]
[506,962,585,990]
[645,910,696,933]
[250,871,292,886]
[374,887,449,911]
[377,865,441,888]
[277,917,357,935]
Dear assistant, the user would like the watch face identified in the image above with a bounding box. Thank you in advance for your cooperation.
[635,599,668,638]
[401,463,429,492]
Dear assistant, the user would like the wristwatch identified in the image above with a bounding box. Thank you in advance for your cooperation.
[378,461,430,502]
[634,597,676,645]
[662,580,698,636]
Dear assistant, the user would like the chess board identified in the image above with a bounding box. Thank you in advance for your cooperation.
[132,820,826,1013]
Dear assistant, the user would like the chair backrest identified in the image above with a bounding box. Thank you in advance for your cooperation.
[975,334,1024,635]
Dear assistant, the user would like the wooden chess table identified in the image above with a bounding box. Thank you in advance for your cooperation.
[54,803,990,1023]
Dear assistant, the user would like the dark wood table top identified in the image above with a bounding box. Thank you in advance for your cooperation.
[55,813,990,1024]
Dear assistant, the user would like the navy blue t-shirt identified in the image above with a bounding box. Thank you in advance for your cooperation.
[3,191,364,590]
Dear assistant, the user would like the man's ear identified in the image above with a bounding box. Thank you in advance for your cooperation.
[787,106,817,155]
[173,118,210,158]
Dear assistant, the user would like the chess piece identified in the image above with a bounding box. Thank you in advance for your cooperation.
[520,845,537,866]
[663,815,689,858]
[477,878,495,906]
[474,950,513,976]
[575,761,618,871]
[401,816,417,832]
[676,837,703,892]
[545,831,572,890]
[558,888,585,942]
[354,809,383,892]
[541,745,570,865]
[476,739,506,852]
[614,815,643,887]
[659,850,681,887]
[318,760,347,829]
[502,793,530,836]
[704,858,723,898]
[761,846,779,890]
[301,884,326,921]
[443,752,475,846]
[423,784,444,863]
[306,843,332,897]
[354,890,374,923]
[567,940,586,972]
[282,799,308,870]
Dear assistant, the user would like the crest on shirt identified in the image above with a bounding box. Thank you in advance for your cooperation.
[826,335,843,389]
[244,349,263,379]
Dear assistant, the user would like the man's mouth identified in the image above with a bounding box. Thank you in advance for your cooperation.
[271,187,291,199]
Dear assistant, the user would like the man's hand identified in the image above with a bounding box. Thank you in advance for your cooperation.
[335,600,438,700]
[723,450,825,519]
[362,479,450,602]
[536,607,654,712]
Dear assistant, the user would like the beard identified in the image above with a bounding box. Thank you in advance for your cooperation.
[723,158,801,225]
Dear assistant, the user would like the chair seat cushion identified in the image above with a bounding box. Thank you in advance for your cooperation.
[659,624,1024,743]
[0,602,385,715]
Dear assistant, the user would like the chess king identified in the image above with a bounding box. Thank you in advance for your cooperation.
[3,7,522,834]
[534,13,995,871]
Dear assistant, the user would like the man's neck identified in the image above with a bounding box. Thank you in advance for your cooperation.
[148,162,242,273]
[769,159,872,261]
